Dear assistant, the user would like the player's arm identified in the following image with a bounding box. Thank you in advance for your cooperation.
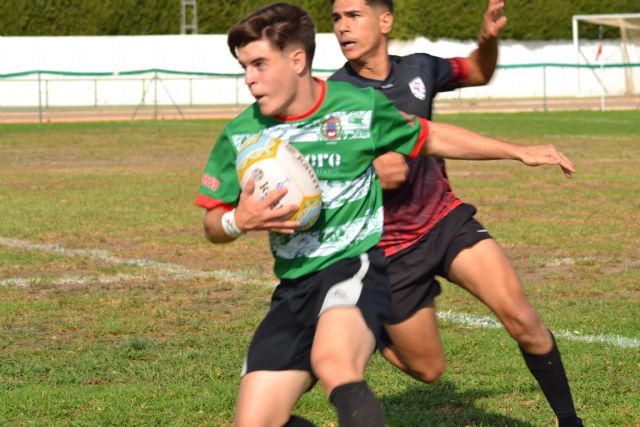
[463,0,507,87]
[202,179,300,243]
[421,121,575,178]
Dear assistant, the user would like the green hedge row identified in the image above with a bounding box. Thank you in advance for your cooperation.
[0,0,637,39]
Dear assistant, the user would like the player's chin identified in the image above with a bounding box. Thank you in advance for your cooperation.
[341,47,360,61]
[257,99,276,116]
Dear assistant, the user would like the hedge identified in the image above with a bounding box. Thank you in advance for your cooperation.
[0,0,637,39]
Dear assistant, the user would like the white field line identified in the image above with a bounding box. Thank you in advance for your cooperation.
[437,310,640,350]
[0,236,268,285]
[0,273,154,287]
[2,237,638,349]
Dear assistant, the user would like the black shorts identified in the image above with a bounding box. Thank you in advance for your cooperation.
[242,247,391,376]
[385,203,492,324]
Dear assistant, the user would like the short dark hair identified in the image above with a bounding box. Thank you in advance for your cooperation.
[330,0,393,13]
[228,3,316,66]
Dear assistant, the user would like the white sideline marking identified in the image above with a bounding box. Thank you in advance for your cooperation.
[0,236,266,285]
[0,273,175,286]
[2,237,638,349]
[438,310,640,349]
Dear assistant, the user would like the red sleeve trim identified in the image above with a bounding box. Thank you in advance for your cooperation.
[448,57,469,83]
[195,194,234,211]
[408,117,429,159]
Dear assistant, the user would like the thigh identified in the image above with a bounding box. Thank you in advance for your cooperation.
[384,305,444,366]
[311,249,390,394]
[447,238,530,314]
[235,370,313,427]
[311,306,376,394]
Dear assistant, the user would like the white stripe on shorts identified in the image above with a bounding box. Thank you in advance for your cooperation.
[319,253,369,316]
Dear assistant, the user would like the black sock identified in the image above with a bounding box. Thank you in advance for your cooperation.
[521,331,582,426]
[283,415,317,427]
[329,381,385,427]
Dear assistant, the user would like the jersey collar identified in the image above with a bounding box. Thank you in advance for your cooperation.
[344,57,396,89]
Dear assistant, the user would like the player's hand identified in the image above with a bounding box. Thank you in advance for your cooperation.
[518,144,575,178]
[373,152,409,190]
[480,0,507,41]
[235,178,301,234]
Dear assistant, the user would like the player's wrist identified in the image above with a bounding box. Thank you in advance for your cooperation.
[477,28,497,45]
[221,209,244,238]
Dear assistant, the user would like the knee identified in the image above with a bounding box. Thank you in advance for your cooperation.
[382,343,446,384]
[500,307,548,346]
[408,358,446,384]
[312,353,360,390]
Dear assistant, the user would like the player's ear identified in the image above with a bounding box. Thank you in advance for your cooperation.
[290,47,307,74]
[380,11,393,35]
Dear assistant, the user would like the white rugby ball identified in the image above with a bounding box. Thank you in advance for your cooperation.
[236,134,322,231]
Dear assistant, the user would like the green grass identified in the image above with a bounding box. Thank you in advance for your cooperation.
[1,111,639,426]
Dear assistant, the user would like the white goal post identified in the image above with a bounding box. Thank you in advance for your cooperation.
[572,13,640,95]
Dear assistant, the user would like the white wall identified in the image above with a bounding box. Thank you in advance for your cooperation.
[0,34,637,108]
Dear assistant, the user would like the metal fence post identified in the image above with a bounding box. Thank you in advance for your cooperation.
[153,73,158,120]
[543,65,547,112]
[37,72,43,123]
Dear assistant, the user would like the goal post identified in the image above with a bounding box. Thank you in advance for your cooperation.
[573,13,640,96]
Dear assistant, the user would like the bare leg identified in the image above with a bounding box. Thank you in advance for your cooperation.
[382,305,446,383]
[447,239,551,353]
[311,307,376,394]
[448,239,580,425]
[235,370,313,427]
[311,307,385,427]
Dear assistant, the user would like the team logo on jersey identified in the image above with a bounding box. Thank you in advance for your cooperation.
[321,116,342,140]
[408,77,426,101]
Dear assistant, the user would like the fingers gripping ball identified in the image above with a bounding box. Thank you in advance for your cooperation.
[236,134,322,231]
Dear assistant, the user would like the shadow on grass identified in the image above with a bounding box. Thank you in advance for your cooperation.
[382,380,535,427]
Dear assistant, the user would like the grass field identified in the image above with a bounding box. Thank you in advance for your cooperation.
[1,110,639,426]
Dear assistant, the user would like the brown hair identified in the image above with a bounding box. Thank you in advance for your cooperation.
[228,3,316,66]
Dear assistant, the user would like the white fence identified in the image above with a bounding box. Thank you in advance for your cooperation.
[1,34,639,110]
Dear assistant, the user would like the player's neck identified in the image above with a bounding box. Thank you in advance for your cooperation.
[349,52,391,81]
[277,76,323,119]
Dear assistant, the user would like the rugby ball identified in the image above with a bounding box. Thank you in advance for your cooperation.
[236,134,322,231]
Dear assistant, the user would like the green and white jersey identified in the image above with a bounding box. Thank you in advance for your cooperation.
[196,79,428,279]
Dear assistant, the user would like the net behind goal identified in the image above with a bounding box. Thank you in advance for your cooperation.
[572,13,640,95]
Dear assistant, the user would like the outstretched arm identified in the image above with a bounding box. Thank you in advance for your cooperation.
[464,0,507,86]
[423,121,575,178]
[203,179,300,243]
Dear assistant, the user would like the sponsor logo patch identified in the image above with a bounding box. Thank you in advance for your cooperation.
[408,77,426,101]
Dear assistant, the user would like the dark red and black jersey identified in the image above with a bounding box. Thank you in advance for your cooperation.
[329,54,469,256]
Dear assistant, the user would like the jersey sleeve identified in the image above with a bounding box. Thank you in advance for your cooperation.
[425,54,469,92]
[194,129,240,211]
[370,90,428,159]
